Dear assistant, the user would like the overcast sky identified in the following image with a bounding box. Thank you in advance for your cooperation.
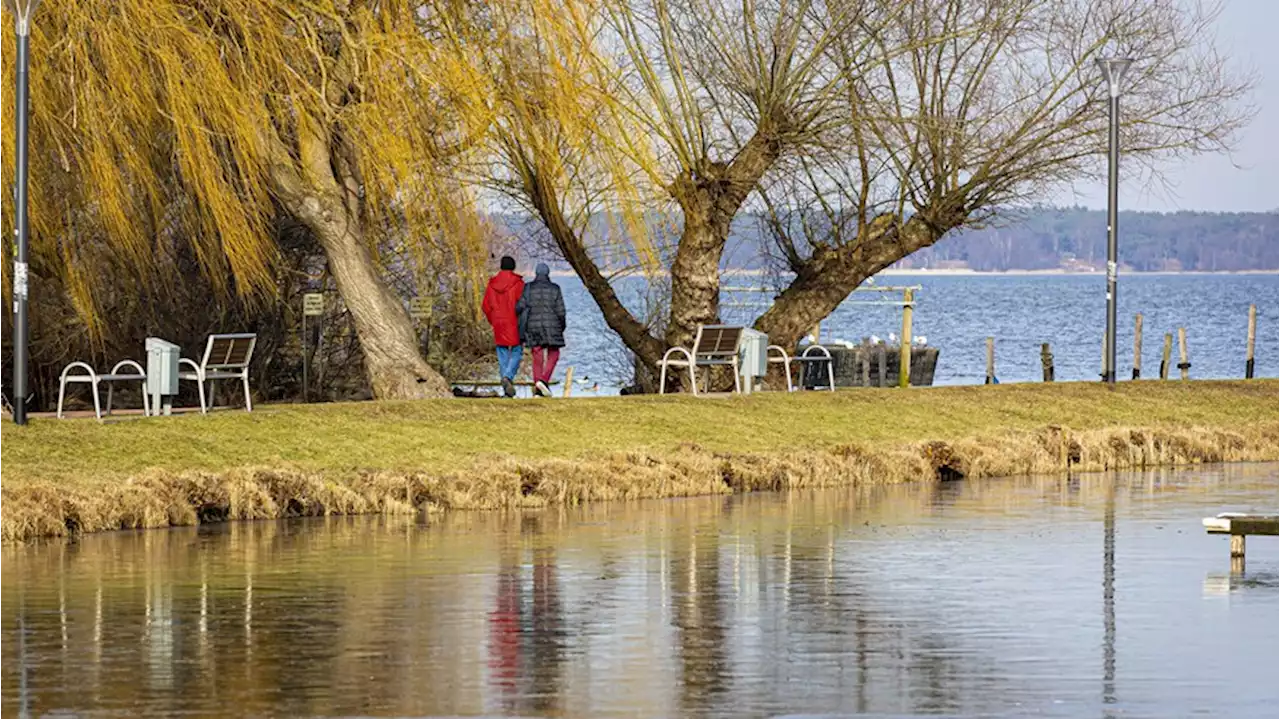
[1057,0,1278,212]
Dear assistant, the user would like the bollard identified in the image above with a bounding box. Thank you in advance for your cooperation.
[1041,343,1055,382]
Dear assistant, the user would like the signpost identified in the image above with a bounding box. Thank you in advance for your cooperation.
[302,293,323,402]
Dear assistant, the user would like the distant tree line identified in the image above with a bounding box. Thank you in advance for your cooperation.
[897,207,1279,272]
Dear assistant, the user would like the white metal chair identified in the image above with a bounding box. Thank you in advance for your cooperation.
[57,360,150,420]
[180,333,257,413]
[790,344,836,391]
[767,344,794,391]
[659,325,744,395]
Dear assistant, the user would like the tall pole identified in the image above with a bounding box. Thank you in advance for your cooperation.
[1097,58,1131,387]
[11,3,38,425]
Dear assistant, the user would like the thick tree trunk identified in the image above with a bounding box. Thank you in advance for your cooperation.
[299,197,450,399]
[754,213,955,349]
[665,132,782,349]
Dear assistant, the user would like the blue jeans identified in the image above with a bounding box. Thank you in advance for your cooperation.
[496,345,523,381]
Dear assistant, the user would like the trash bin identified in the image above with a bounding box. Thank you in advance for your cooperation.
[738,328,768,393]
[146,337,180,416]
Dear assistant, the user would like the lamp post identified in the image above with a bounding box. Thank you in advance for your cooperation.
[10,0,41,424]
[1096,57,1132,386]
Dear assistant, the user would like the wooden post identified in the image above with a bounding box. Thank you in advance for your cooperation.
[898,288,913,388]
[1230,534,1245,558]
[1246,304,1257,379]
[876,345,887,388]
[1159,333,1172,380]
[1132,313,1142,380]
[1177,327,1189,380]
[1041,343,1054,382]
[985,337,995,385]
[562,366,574,398]
[1101,334,1107,381]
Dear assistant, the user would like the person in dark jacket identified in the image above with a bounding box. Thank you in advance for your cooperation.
[482,256,525,398]
[516,263,566,397]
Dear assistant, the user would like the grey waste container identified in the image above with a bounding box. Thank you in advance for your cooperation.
[146,337,180,416]
[738,328,768,394]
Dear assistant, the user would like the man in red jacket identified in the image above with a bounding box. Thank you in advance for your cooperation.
[481,256,525,398]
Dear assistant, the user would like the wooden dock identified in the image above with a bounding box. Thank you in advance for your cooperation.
[1202,513,1278,571]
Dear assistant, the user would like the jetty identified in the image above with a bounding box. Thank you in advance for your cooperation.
[1202,513,1278,571]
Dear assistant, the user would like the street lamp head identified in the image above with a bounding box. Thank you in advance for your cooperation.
[1096,57,1134,99]
[5,0,42,36]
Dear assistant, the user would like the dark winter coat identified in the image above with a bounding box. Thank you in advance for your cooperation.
[516,272,566,348]
[482,270,525,347]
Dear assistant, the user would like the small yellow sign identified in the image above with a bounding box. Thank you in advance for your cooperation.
[302,293,324,317]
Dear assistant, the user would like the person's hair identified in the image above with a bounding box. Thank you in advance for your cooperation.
[500,256,516,271]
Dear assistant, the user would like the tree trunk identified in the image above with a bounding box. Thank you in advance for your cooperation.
[302,199,451,400]
[754,213,952,349]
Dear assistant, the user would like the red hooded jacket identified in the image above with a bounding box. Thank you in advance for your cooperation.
[481,270,525,346]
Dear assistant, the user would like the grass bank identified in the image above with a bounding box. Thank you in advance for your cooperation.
[2,380,1276,543]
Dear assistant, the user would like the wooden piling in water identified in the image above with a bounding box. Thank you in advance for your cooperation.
[1041,343,1054,382]
[562,366,574,398]
[1101,333,1107,381]
[1132,313,1143,379]
[1177,328,1190,380]
[899,288,914,388]
[860,352,871,387]
[1246,304,1257,379]
[985,337,996,385]
[1160,333,1173,380]
[876,346,888,388]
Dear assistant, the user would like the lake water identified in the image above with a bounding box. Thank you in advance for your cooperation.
[4,463,1277,717]
[556,273,1278,391]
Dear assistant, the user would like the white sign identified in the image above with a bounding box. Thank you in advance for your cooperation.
[409,297,432,320]
[302,293,324,317]
[13,261,27,299]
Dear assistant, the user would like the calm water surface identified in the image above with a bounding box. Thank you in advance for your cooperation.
[3,464,1277,718]
[559,273,1279,391]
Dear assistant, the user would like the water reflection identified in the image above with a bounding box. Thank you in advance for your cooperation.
[3,464,1277,718]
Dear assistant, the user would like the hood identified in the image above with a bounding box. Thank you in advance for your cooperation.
[535,262,551,280]
[487,270,524,293]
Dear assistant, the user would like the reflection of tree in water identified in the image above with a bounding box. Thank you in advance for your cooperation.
[669,500,731,713]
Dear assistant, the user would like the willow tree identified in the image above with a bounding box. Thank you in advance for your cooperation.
[753,0,1253,347]
[1,0,493,398]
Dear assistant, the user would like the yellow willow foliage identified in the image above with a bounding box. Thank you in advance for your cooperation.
[1,0,497,330]
[485,0,666,275]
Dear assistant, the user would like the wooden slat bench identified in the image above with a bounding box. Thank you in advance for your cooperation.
[658,324,744,395]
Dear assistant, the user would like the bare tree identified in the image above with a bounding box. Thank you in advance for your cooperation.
[754,0,1253,347]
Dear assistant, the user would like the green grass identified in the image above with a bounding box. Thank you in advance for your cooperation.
[4,380,1275,487]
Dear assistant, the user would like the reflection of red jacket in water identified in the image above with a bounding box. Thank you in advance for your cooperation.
[489,567,521,693]
[482,271,525,347]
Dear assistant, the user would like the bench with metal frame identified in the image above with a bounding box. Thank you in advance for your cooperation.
[659,325,744,395]
[57,360,150,420]
[180,333,257,413]
[766,344,836,392]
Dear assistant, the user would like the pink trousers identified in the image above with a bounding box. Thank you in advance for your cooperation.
[531,347,560,383]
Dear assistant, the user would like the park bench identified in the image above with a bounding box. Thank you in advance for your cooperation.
[180,333,257,413]
[57,360,150,420]
[658,324,744,396]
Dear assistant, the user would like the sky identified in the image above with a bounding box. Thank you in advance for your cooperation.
[1057,0,1279,212]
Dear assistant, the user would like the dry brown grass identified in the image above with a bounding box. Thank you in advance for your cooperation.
[4,401,1275,543]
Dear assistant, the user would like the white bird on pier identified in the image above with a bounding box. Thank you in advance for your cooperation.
[914,335,927,346]
[869,335,882,345]
[889,332,899,345]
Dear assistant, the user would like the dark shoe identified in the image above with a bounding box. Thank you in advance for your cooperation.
[502,378,515,398]
[534,380,550,397]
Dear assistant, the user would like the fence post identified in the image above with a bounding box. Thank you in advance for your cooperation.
[1159,333,1173,380]
[899,288,914,388]
[1041,343,1055,382]
[985,337,996,385]
[1246,304,1257,379]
